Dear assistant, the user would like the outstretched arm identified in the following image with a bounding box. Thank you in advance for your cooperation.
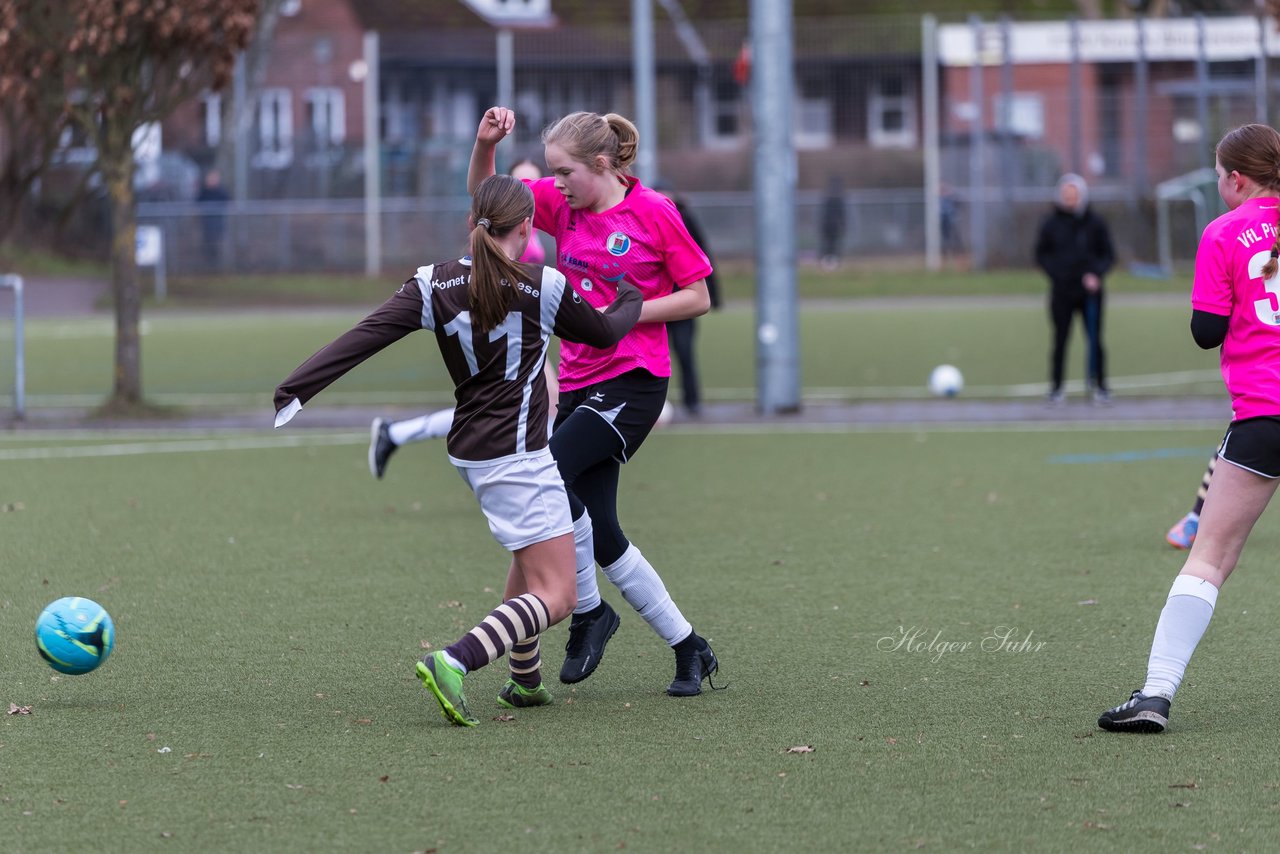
[274,286,424,427]
[554,281,643,348]
[468,107,516,194]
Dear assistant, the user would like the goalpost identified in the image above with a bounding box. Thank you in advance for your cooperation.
[1155,168,1218,276]
[1,274,25,420]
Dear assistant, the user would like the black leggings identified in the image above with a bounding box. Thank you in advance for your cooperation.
[1050,289,1106,392]
[548,409,629,567]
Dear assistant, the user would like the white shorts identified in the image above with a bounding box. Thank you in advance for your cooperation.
[456,449,573,551]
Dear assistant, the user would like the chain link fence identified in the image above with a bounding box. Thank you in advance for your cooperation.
[96,12,1276,276]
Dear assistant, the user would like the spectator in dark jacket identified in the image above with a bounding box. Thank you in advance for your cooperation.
[654,183,721,416]
[1035,173,1116,404]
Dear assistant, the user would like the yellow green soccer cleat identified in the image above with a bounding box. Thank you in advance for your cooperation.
[496,680,555,709]
[416,652,478,727]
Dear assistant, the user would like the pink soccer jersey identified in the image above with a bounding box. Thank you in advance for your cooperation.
[526,176,712,391]
[1192,196,1280,421]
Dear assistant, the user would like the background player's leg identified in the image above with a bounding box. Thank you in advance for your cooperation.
[1168,457,1216,549]
[1048,294,1072,403]
[369,410,456,479]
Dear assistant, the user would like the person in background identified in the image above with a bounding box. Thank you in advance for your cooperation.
[1167,458,1216,550]
[196,168,230,267]
[1034,172,1116,405]
[819,176,846,271]
[653,182,721,417]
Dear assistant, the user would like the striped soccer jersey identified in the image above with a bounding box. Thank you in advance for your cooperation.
[274,258,641,463]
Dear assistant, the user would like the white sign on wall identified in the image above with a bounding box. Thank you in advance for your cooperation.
[939,16,1279,67]
[460,0,554,27]
[135,225,162,267]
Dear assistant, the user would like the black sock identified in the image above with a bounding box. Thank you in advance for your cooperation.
[575,601,607,622]
[672,632,701,653]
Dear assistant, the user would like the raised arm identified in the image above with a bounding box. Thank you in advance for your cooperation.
[554,280,643,349]
[468,107,516,194]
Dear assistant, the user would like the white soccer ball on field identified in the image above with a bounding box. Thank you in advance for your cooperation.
[928,364,964,398]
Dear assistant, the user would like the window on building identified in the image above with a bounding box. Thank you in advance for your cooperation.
[201,93,221,147]
[709,76,743,148]
[256,88,293,169]
[868,74,916,149]
[305,87,345,147]
[992,92,1044,139]
[795,76,834,149]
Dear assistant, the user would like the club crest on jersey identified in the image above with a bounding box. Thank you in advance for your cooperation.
[580,277,593,292]
[606,232,632,256]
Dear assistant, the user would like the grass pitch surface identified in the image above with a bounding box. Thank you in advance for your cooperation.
[3,425,1277,852]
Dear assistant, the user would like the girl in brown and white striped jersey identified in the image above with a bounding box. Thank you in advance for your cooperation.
[273,175,641,726]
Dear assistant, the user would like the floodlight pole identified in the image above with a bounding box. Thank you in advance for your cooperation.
[631,0,657,184]
[922,14,941,272]
[751,0,799,414]
[363,30,381,277]
[496,27,514,173]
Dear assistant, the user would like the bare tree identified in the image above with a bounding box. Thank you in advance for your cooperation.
[214,0,285,191]
[0,0,256,409]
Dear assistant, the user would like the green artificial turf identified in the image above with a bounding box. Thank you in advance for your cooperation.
[2,425,1277,852]
[1,297,1220,411]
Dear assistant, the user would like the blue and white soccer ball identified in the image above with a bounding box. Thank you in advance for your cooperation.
[35,597,115,675]
[928,364,964,398]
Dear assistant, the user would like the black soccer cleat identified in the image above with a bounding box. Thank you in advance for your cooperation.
[559,601,620,684]
[1097,690,1170,733]
[368,418,398,480]
[667,633,719,697]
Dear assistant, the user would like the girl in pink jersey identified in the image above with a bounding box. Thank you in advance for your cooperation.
[1099,124,1280,733]
[470,106,721,697]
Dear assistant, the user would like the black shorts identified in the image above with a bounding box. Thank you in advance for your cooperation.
[1218,416,1280,479]
[555,368,669,463]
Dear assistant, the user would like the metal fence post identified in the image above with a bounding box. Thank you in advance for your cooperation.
[1,275,24,420]
[922,14,941,272]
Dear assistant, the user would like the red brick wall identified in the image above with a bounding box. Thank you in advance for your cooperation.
[162,0,368,159]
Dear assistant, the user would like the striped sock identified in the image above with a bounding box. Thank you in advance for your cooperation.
[445,593,551,673]
[508,637,543,689]
[1192,457,1216,515]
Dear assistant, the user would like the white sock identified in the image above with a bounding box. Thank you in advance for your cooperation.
[389,409,454,445]
[1143,574,1219,700]
[441,649,467,674]
[602,544,692,645]
[572,513,601,615]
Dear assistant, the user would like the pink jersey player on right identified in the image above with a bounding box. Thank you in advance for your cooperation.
[1099,123,1280,734]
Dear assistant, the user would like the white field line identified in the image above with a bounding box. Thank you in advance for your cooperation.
[6,370,1222,409]
[0,420,1226,462]
[0,432,366,460]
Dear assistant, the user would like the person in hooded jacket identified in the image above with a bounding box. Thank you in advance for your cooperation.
[1034,173,1117,404]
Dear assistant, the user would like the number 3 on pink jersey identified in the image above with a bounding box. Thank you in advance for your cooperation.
[1249,249,1280,326]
